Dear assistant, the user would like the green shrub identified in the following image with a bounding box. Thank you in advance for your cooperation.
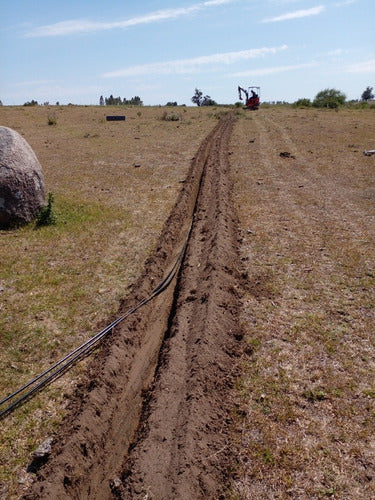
[294,98,312,108]
[36,192,57,227]
[161,111,181,121]
[313,88,346,108]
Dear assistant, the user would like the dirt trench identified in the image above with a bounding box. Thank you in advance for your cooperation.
[25,112,243,500]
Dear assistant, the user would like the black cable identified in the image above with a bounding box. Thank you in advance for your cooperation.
[0,238,189,419]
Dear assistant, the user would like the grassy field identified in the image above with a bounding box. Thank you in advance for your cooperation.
[0,105,218,497]
[0,105,374,499]
[230,107,375,499]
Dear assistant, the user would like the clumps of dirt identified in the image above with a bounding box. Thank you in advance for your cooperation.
[279,151,295,159]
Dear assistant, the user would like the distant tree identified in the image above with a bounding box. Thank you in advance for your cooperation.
[166,101,178,106]
[99,95,104,106]
[56,101,60,106]
[105,94,114,105]
[361,86,374,101]
[23,100,38,106]
[129,96,143,106]
[103,94,143,106]
[191,88,204,106]
[0,100,3,106]
[191,88,216,106]
[313,88,346,108]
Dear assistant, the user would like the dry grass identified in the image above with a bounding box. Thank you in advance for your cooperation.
[0,105,218,497]
[230,108,375,499]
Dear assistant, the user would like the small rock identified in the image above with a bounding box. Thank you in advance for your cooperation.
[17,468,34,487]
[110,476,126,498]
[33,437,53,459]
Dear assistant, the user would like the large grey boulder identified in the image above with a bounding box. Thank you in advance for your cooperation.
[0,126,45,228]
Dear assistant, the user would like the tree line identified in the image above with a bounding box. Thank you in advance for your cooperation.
[100,95,143,106]
[0,85,373,108]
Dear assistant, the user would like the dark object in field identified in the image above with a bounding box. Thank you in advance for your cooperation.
[280,151,295,159]
[106,116,126,121]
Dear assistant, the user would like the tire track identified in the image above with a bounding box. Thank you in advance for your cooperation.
[253,112,374,242]
[25,112,243,500]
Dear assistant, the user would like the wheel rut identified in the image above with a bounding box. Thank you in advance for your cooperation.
[25,112,243,500]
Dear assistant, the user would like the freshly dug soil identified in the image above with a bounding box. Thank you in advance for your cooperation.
[25,112,243,499]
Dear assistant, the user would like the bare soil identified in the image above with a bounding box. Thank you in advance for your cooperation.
[24,111,244,499]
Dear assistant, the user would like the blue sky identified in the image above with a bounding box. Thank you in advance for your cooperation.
[1,0,374,105]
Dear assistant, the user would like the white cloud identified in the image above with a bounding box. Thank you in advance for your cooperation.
[262,5,325,22]
[345,59,375,74]
[102,45,288,78]
[25,0,235,37]
[232,62,317,77]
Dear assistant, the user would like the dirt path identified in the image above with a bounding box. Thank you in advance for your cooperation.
[25,112,243,499]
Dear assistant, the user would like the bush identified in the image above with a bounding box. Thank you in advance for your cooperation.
[201,96,217,106]
[294,98,312,108]
[161,111,181,121]
[47,114,57,125]
[313,88,346,108]
[36,192,57,227]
